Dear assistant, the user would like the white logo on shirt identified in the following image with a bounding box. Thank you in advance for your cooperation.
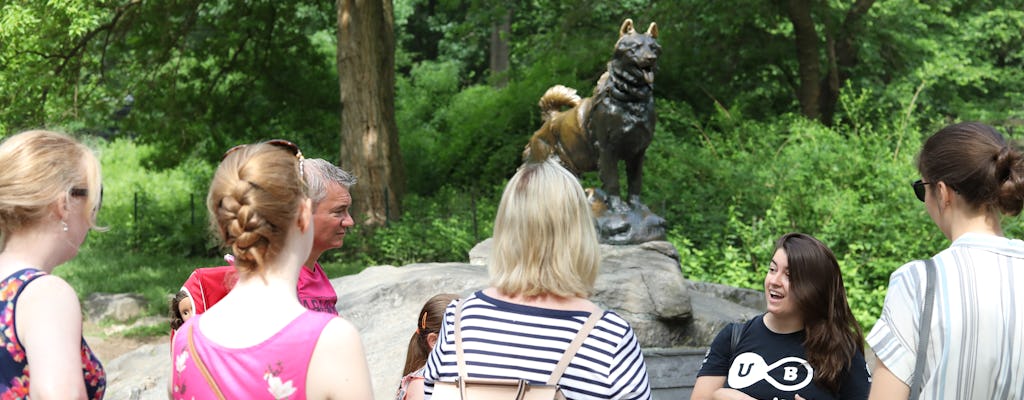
[728,352,814,391]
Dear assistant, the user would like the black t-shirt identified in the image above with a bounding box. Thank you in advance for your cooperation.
[696,314,870,400]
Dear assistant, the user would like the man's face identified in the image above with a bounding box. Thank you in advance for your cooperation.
[311,182,354,255]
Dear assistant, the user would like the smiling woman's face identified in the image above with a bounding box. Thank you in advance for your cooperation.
[765,249,799,321]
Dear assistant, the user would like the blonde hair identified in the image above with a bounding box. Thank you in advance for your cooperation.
[206,142,307,274]
[489,158,600,298]
[0,130,102,247]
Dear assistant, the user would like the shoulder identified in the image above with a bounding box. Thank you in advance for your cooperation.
[18,273,79,309]
[314,316,363,352]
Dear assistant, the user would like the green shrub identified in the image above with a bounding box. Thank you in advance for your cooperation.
[86,138,214,258]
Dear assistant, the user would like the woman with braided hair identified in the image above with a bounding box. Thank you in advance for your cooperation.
[169,140,372,399]
[868,122,1024,399]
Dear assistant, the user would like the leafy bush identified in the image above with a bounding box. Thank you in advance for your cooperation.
[84,138,214,257]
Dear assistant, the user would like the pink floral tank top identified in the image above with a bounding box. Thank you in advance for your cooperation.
[0,268,105,399]
[171,310,335,399]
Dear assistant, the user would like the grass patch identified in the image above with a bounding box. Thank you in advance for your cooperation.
[56,250,223,317]
[120,323,171,339]
[57,246,370,320]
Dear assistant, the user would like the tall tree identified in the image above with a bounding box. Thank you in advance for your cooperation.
[337,0,405,227]
[785,0,875,124]
[489,7,511,87]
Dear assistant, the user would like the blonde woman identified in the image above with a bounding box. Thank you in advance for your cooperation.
[170,140,372,399]
[423,158,652,400]
[0,130,106,399]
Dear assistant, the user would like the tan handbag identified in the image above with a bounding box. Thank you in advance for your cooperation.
[432,300,603,400]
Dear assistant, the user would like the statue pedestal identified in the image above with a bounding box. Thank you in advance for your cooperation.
[588,188,667,245]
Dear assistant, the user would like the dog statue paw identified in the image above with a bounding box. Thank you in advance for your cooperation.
[588,189,666,245]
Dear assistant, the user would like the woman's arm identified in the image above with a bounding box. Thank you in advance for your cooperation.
[869,359,909,400]
[691,376,757,400]
[404,378,425,400]
[306,317,374,400]
[17,275,89,400]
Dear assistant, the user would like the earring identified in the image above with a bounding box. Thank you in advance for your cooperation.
[61,221,68,232]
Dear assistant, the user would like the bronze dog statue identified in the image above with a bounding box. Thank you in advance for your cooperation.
[524,19,660,214]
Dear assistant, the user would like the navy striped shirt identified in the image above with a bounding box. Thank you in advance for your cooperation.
[424,291,652,400]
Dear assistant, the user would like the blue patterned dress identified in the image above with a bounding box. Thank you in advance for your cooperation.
[0,268,105,399]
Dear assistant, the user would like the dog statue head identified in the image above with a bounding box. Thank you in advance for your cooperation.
[613,19,660,85]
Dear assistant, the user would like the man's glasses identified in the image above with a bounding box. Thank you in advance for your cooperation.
[912,179,932,202]
[222,139,304,180]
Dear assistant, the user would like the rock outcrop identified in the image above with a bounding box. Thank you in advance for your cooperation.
[103,240,763,400]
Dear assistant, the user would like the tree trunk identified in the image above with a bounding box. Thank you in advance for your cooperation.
[489,8,511,87]
[820,0,876,125]
[787,0,821,119]
[336,0,404,227]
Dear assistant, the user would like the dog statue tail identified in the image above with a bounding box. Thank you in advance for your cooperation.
[538,85,580,122]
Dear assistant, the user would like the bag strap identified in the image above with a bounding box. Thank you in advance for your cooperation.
[729,322,743,356]
[188,324,227,400]
[909,258,936,400]
[453,299,604,386]
[547,304,603,385]
[453,299,472,400]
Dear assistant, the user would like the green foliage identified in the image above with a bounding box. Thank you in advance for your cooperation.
[85,138,214,257]
[332,185,501,267]
[654,96,948,329]
[55,250,222,317]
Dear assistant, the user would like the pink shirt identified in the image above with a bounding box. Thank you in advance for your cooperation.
[298,262,338,315]
[171,311,335,399]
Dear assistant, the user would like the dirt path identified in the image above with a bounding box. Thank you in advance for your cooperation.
[83,320,168,362]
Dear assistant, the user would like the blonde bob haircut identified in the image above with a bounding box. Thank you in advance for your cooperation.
[0,130,103,247]
[207,141,307,275]
[489,158,600,298]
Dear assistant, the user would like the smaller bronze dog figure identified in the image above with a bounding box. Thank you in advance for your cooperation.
[525,19,660,213]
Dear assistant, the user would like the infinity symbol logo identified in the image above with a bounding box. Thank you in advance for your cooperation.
[728,353,814,391]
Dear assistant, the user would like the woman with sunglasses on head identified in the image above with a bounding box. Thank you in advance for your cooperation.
[691,233,870,400]
[0,130,106,399]
[868,122,1024,399]
[170,140,373,399]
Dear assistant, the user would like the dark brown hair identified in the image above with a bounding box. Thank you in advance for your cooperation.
[169,290,190,330]
[777,233,863,394]
[917,122,1024,215]
[401,293,459,376]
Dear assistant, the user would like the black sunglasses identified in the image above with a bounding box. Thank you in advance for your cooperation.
[70,185,104,212]
[912,179,932,202]
[222,139,304,179]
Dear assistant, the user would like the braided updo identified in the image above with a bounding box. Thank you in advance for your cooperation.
[917,122,1024,215]
[206,142,307,274]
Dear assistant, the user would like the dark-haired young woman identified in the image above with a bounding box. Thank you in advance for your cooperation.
[692,233,870,400]
[868,122,1024,399]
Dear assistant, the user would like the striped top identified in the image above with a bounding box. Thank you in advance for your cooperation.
[423,291,652,400]
[867,232,1024,399]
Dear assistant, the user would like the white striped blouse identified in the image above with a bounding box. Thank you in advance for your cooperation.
[423,291,652,400]
[867,232,1024,399]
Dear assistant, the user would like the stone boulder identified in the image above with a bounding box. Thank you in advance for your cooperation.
[102,343,168,400]
[84,292,148,323]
